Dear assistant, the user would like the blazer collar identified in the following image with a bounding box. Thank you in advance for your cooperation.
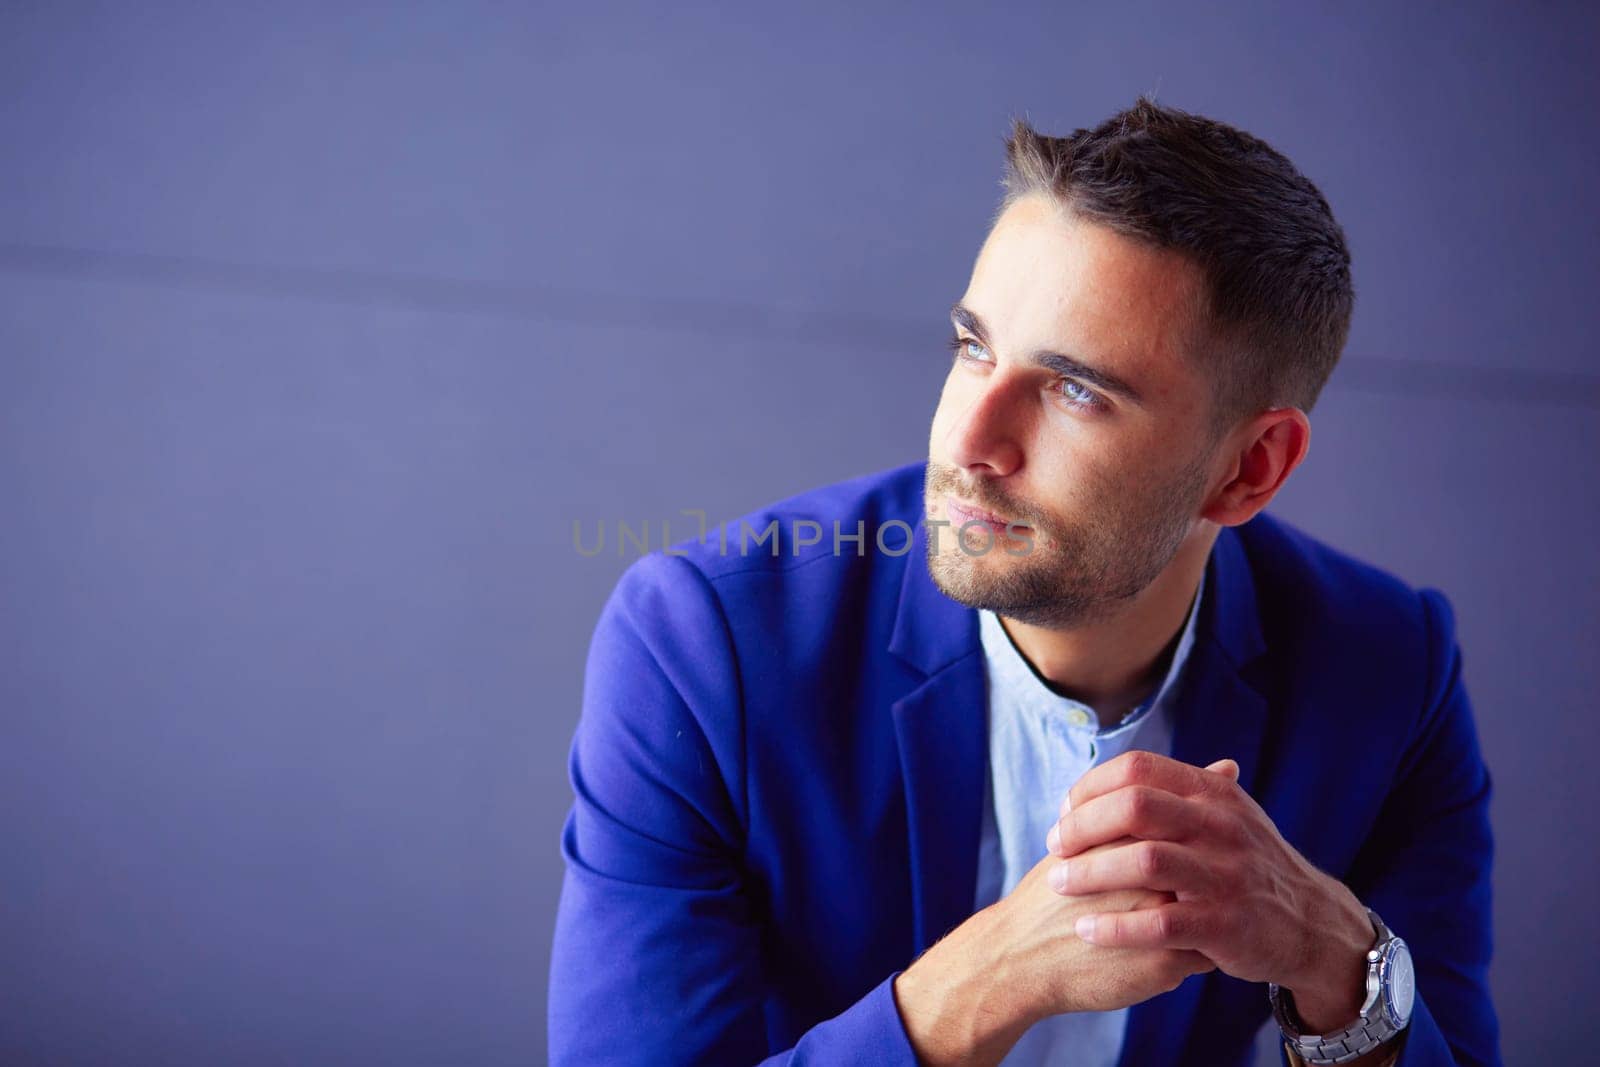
[887,516,1274,1064]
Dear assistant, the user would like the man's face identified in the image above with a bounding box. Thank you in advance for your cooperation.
[925,193,1224,629]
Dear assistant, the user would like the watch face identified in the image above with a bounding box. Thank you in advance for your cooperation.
[1384,940,1415,1025]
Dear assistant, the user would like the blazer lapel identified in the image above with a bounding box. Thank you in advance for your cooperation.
[1119,521,1271,1067]
[890,661,988,952]
[887,519,987,953]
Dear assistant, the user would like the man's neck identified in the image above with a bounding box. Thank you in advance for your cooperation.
[998,525,1218,728]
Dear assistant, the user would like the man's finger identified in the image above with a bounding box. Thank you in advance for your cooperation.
[1059,755,1237,818]
[1046,839,1216,896]
[1046,784,1205,858]
[1073,901,1212,951]
[1063,750,1237,816]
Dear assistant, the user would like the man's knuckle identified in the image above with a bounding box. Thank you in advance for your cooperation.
[1125,750,1155,781]
[1197,807,1225,843]
[1123,785,1156,826]
[1167,907,1201,941]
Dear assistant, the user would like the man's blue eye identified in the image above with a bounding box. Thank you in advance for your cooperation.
[948,333,1101,411]
[1061,379,1095,405]
[947,334,991,363]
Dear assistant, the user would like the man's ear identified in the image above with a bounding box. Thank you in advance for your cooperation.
[1201,407,1311,527]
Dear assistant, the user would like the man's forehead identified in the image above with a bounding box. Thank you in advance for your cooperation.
[966,200,1209,386]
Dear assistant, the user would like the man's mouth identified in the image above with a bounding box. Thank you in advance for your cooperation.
[944,495,1027,535]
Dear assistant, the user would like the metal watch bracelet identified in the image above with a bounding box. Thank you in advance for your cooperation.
[1267,909,1407,1065]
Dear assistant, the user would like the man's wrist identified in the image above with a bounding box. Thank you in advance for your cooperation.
[1282,879,1375,1033]
[1274,887,1409,1067]
[891,905,1037,1067]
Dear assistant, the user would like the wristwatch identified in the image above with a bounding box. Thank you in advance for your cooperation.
[1268,908,1414,1064]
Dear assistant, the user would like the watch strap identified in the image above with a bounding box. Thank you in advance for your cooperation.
[1273,985,1402,1064]
[1283,1035,1404,1067]
[1268,909,1404,1064]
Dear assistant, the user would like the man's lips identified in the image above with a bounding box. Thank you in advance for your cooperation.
[944,496,1028,532]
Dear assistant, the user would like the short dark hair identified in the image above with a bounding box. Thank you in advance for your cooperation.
[997,95,1354,433]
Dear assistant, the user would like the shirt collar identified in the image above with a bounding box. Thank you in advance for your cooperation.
[979,565,1208,736]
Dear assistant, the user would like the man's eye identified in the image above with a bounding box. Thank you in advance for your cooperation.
[1060,378,1099,407]
[948,334,1103,411]
[947,334,991,364]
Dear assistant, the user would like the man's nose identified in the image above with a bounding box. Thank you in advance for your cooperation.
[945,376,1024,477]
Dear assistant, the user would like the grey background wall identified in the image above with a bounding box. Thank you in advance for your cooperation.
[3,2,1596,1063]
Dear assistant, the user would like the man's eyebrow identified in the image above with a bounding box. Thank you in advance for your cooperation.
[950,303,1145,406]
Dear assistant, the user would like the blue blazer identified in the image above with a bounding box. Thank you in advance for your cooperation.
[549,461,1499,1066]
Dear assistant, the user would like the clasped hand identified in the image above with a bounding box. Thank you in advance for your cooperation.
[1030,749,1369,1021]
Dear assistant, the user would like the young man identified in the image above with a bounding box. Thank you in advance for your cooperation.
[549,98,1499,1066]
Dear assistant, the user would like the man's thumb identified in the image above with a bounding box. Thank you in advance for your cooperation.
[1206,757,1240,782]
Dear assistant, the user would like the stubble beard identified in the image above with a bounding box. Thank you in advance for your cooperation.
[922,453,1211,630]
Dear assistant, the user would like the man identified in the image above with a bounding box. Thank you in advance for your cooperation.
[549,97,1499,1066]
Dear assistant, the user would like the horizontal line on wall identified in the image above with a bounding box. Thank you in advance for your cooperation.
[1,241,1596,411]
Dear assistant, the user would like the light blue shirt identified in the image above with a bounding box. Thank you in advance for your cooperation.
[973,569,1207,1066]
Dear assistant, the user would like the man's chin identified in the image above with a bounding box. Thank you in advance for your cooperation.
[924,545,1107,629]
[925,545,1032,609]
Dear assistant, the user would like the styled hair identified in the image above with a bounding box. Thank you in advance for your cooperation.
[997,96,1354,432]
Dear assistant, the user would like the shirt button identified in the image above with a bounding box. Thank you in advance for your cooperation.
[1067,708,1090,727]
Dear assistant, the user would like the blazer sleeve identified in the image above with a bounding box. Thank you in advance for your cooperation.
[1291,587,1501,1067]
[548,551,921,1066]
